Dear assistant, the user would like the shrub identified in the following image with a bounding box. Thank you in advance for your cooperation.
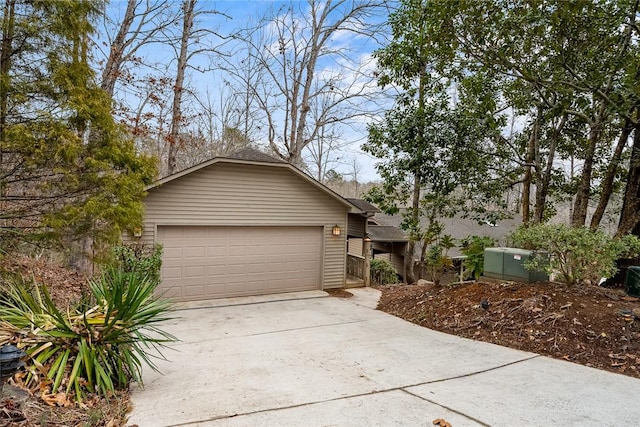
[370,258,398,285]
[509,224,640,286]
[111,243,163,284]
[0,268,175,403]
[460,235,497,280]
[422,234,455,285]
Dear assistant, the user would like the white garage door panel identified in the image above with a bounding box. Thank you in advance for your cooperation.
[157,226,322,301]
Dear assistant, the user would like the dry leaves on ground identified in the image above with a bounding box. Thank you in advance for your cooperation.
[376,281,640,378]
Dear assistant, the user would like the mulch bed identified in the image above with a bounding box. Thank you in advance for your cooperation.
[376,281,640,378]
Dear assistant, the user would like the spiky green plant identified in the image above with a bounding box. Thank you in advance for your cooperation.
[0,268,175,403]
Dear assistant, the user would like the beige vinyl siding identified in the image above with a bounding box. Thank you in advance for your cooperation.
[323,223,346,289]
[347,214,365,237]
[123,223,155,244]
[141,163,347,288]
[347,238,364,256]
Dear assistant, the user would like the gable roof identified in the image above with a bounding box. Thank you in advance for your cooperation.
[346,198,381,214]
[368,225,408,242]
[145,148,362,213]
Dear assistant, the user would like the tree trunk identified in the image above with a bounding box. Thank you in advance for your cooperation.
[533,113,566,223]
[1,0,14,147]
[404,172,420,284]
[0,0,15,221]
[616,123,640,237]
[522,108,540,225]
[572,101,607,227]
[167,0,195,175]
[100,0,136,97]
[590,117,634,230]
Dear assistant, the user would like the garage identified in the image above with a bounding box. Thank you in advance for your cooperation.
[157,225,323,301]
[134,148,361,302]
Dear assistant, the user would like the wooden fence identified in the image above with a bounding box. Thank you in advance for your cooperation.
[347,254,365,279]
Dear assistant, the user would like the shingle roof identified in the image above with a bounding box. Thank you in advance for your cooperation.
[368,225,408,242]
[346,198,381,213]
[372,211,521,257]
[225,147,285,164]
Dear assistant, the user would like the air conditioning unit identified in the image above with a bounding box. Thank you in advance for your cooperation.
[483,247,548,283]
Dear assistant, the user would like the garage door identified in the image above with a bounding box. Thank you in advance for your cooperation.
[157,226,323,301]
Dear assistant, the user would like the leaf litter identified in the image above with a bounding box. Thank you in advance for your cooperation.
[376,281,640,378]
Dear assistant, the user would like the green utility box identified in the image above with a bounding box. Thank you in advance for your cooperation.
[625,266,640,297]
[483,247,506,278]
[483,247,548,283]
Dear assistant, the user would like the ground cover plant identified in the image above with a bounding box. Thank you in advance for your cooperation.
[0,245,173,425]
[0,268,175,404]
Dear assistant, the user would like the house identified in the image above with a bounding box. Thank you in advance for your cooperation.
[344,198,379,285]
[373,212,520,258]
[344,208,520,281]
[132,148,365,302]
[370,211,521,281]
[367,225,408,278]
[344,199,409,281]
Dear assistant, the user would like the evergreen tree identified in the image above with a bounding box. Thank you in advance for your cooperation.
[0,0,156,255]
[363,0,502,282]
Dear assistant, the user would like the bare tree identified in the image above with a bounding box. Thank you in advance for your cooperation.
[216,39,264,144]
[165,0,228,174]
[241,0,383,166]
[193,86,253,157]
[97,0,179,98]
[305,123,344,182]
[347,157,362,197]
[304,82,351,181]
[126,73,174,173]
[166,0,194,174]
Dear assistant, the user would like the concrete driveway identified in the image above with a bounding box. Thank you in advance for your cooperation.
[128,289,640,426]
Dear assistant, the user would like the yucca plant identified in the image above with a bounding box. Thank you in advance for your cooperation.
[0,268,175,403]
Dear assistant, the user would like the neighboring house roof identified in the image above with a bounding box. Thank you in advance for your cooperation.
[368,225,408,242]
[346,198,381,215]
[145,148,363,214]
[373,211,521,257]
[367,217,383,226]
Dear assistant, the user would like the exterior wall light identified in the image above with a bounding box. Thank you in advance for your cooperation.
[332,225,341,236]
